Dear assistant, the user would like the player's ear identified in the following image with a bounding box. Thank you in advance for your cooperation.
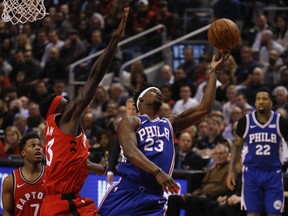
[20,149,25,158]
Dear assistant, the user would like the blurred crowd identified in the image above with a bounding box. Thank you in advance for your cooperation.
[1,0,288,173]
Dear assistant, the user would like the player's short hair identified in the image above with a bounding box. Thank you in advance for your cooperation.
[255,87,272,100]
[39,93,57,119]
[19,133,41,152]
[132,83,154,112]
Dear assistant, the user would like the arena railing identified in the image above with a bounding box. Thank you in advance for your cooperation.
[68,24,167,98]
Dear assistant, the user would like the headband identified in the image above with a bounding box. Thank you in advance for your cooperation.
[46,95,64,118]
[136,87,160,111]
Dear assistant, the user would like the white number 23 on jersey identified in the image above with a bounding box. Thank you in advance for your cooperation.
[144,138,164,152]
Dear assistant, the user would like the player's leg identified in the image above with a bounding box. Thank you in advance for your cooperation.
[242,167,264,216]
[264,169,284,216]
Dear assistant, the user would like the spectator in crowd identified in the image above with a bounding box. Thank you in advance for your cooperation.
[0,126,22,158]
[12,70,32,98]
[32,30,48,62]
[194,65,222,104]
[147,0,179,39]
[159,102,171,118]
[222,106,243,142]
[195,119,208,143]
[178,47,198,81]
[171,66,195,101]
[109,83,128,107]
[22,50,43,83]
[88,86,109,120]
[274,13,288,50]
[279,65,288,90]
[53,11,73,40]
[161,64,174,86]
[167,142,230,216]
[251,14,270,53]
[0,52,12,76]
[52,79,69,99]
[159,85,175,108]
[83,30,107,71]
[26,102,42,130]
[172,85,198,115]
[41,29,64,68]
[130,0,155,35]
[242,67,267,105]
[216,67,234,104]
[222,85,238,124]
[193,116,227,169]
[234,45,259,86]
[60,28,86,67]
[0,70,11,98]
[89,130,113,163]
[9,51,25,82]
[194,54,211,87]
[264,49,282,89]
[0,99,15,130]
[234,91,254,114]
[13,114,32,136]
[258,29,284,68]
[128,70,148,94]
[174,132,203,170]
[272,85,288,113]
[82,111,101,147]
[30,80,52,104]
[42,47,67,84]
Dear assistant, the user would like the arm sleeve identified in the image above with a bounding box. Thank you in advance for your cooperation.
[107,138,121,174]
[279,117,288,141]
[236,116,246,137]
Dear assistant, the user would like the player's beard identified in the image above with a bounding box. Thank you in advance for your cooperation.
[152,100,162,112]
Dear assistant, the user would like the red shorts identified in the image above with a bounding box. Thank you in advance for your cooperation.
[40,193,100,216]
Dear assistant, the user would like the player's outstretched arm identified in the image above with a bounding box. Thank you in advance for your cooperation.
[227,134,243,191]
[60,7,129,131]
[2,174,14,216]
[118,116,179,194]
[171,50,229,133]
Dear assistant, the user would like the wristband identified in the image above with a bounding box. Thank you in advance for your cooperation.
[154,168,162,177]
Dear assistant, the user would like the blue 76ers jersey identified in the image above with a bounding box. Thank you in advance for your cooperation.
[242,111,283,170]
[117,114,175,192]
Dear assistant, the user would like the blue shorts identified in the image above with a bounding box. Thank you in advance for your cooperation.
[242,166,284,214]
[98,178,166,216]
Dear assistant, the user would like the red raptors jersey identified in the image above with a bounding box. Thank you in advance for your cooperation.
[44,113,90,195]
[13,165,45,216]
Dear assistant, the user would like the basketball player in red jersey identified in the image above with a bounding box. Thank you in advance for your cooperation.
[38,7,129,216]
[2,133,45,216]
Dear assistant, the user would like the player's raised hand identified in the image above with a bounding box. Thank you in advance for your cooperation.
[155,170,180,194]
[210,50,230,72]
[115,7,129,37]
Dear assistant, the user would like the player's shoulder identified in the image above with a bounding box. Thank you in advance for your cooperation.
[3,172,13,189]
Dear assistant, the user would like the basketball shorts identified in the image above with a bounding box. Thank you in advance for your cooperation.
[242,166,284,215]
[39,193,100,216]
[98,178,166,216]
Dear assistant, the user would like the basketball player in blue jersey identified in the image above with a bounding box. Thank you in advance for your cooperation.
[227,87,288,216]
[98,50,229,216]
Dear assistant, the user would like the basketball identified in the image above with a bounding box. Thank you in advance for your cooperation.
[207,18,240,50]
